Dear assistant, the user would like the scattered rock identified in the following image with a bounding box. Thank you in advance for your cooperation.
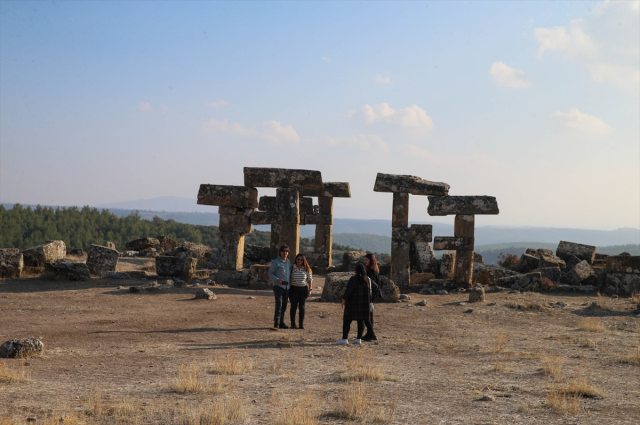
[0,249,23,279]
[341,251,366,272]
[482,394,495,401]
[322,272,400,302]
[564,260,594,285]
[464,309,473,313]
[415,300,427,306]
[21,240,66,268]
[86,244,119,275]
[156,256,197,280]
[496,272,542,292]
[556,241,596,265]
[126,238,160,252]
[0,337,44,358]
[156,235,180,252]
[468,286,485,303]
[100,272,129,279]
[129,286,142,293]
[400,294,411,300]
[436,290,448,295]
[44,261,91,281]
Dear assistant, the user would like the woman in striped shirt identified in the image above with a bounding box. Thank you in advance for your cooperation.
[289,253,313,329]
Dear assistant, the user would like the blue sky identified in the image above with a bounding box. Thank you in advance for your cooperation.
[1,0,638,230]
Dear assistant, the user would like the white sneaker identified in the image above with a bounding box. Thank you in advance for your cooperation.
[336,339,349,345]
[352,338,362,344]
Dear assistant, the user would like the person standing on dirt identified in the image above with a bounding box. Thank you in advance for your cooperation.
[363,253,381,341]
[269,245,291,330]
[337,263,377,345]
[289,253,313,329]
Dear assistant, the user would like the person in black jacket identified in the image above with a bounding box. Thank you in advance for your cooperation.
[363,253,381,341]
[336,263,377,345]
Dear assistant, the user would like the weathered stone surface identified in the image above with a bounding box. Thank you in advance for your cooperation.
[68,248,85,256]
[341,251,366,272]
[300,197,314,215]
[440,252,456,279]
[86,244,119,275]
[166,242,211,260]
[392,193,409,227]
[474,253,484,264]
[195,288,216,300]
[412,242,438,273]
[391,237,410,286]
[101,271,129,279]
[0,251,23,279]
[604,273,640,296]
[606,255,640,274]
[565,260,594,285]
[21,240,66,268]
[197,184,259,208]
[125,238,160,252]
[322,272,399,302]
[276,187,299,216]
[0,338,44,359]
[496,272,542,292]
[244,244,271,262]
[538,267,562,282]
[258,196,276,212]
[105,241,117,251]
[270,224,280,260]
[519,253,540,273]
[408,225,433,243]
[138,248,159,257]
[473,265,519,286]
[244,167,323,190]
[219,213,252,233]
[248,264,271,288]
[556,241,596,265]
[218,206,238,215]
[250,211,298,225]
[314,223,333,267]
[427,196,499,216]
[304,213,333,225]
[279,224,300,258]
[218,232,245,270]
[433,237,474,251]
[302,251,330,268]
[155,256,197,280]
[156,235,180,252]
[539,255,566,271]
[300,182,351,198]
[44,261,91,281]
[468,286,486,303]
[215,269,250,286]
[452,215,475,285]
[410,272,434,287]
[374,173,450,196]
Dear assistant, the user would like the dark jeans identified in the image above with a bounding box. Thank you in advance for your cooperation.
[342,319,373,340]
[273,286,289,327]
[289,285,308,326]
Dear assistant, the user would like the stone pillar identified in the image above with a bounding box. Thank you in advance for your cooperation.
[391,192,410,286]
[315,196,334,266]
[452,214,475,285]
[270,224,280,260]
[218,232,245,270]
[276,187,300,256]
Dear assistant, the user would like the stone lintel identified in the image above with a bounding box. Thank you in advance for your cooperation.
[250,211,298,225]
[219,214,252,234]
[433,236,474,251]
[300,182,351,198]
[258,196,276,212]
[218,206,237,215]
[374,173,450,196]
[197,185,258,208]
[605,255,640,273]
[243,167,322,190]
[304,214,333,226]
[427,196,499,216]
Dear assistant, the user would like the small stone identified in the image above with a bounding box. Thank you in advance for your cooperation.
[415,300,427,306]
[487,302,496,306]
[399,294,411,300]
[248,296,255,299]
[129,286,142,293]
[195,288,216,300]
[482,394,495,401]
[556,301,567,307]
[612,294,618,299]
[468,286,485,303]
[436,290,448,295]
[0,338,44,359]
[464,309,473,313]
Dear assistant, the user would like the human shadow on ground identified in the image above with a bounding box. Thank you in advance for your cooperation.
[177,339,328,351]
[91,326,268,335]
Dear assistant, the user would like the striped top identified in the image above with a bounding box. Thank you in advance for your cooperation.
[290,265,312,287]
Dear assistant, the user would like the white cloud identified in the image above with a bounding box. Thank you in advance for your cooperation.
[550,107,613,135]
[348,103,434,134]
[201,118,299,145]
[321,56,331,62]
[138,102,152,112]
[207,99,230,108]
[374,75,392,84]
[534,1,640,92]
[489,62,531,89]
[305,134,390,152]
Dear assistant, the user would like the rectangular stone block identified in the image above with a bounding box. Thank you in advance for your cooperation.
[496,272,542,292]
[0,251,23,279]
[392,192,409,227]
[86,244,119,275]
[428,196,499,216]
[21,240,66,268]
[258,196,276,212]
[302,251,330,268]
[304,214,333,225]
[219,213,252,233]
[314,224,333,266]
[270,224,280,260]
[126,237,159,251]
[556,241,596,265]
[454,215,475,238]
[250,211,298,225]
[156,235,180,252]
[279,224,300,257]
[276,187,299,216]
[300,197,314,215]
[433,237,474,251]
[218,232,245,270]
[244,167,322,190]
[374,173,450,196]
[391,238,410,287]
[155,256,198,280]
[300,182,351,198]
[218,206,237,215]
[318,196,333,216]
[197,184,259,208]
[605,273,640,296]
[606,255,640,274]
[409,224,432,243]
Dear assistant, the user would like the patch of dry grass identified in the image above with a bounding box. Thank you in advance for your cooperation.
[505,301,545,311]
[88,388,137,421]
[631,292,640,304]
[0,359,30,383]
[541,277,558,291]
[540,354,564,376]
[546,388,581,415]
[141,260,156,273]
[339,349,385,382]
[578,317,605,333]
[168,362,229,394]
[494,331,508,353]
[331,383,395,423]
[208,349,253,375]
[563,375,604,398]
[180,397,247,425]
[618,349,640,366]
[271,390,320,425]
[580,339,597,348]
[269,358,284,375]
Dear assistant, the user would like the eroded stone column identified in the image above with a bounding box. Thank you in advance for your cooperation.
[276,187,300,256]
[391,192,410,286]
[453,214,475,285]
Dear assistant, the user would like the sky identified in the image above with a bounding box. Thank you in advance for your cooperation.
[1,0,638,230]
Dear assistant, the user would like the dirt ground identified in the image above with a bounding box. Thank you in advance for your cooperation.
[1,261,639,424]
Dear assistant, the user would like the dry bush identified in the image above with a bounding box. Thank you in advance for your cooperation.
[0,359,30,383]
[208,349,253,375]
[497,253,519,267]
[339,349,384,382]
[505,302,544,311]
[631,292,640,303]
[168,362,228,394]
[180,397,247,425]
[332,382,368,420]
[563,375,604,398]
[618,349,640,366]
[580,339,597,348]
[271,390,320,425]
[540,354,564,376]
[541,277,558,291]
[42,413,87,425]
[546,388,581,415]
[269,358,284,375]
[578,317,605,333]
[494,331,508,353]
[142,260,156,273]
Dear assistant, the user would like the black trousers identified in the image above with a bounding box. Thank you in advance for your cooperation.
[289,285,308,326]
[273,286,289,327]
[342,318,373,340]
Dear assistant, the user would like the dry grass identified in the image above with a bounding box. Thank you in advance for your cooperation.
[618,349,640,366]
[168,362,229,394]
[546,388,581,415]
[494,331,508,353]
[562,375,604,398]
[88,388,137,420]
[339,349,385,382]
[269,358,284,374]
[497,253,519,267]
[540,354,564,376]
[0,359,30,383]
[141,260,156,273]
[580,339,597,348]
[541,277,558,291]
[578,317,605,333]
[332,382,369,420]
[180,397,247,425]
[271,390,320,425]
[208,349,253,375]
[631,292,640,304]
[505,301,545,311]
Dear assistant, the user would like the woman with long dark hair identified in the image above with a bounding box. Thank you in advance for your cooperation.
[289,253,313,329]
[336,263,377,345]
[363,253,381,341]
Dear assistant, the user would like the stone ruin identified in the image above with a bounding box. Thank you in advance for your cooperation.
[197,167,351,274]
